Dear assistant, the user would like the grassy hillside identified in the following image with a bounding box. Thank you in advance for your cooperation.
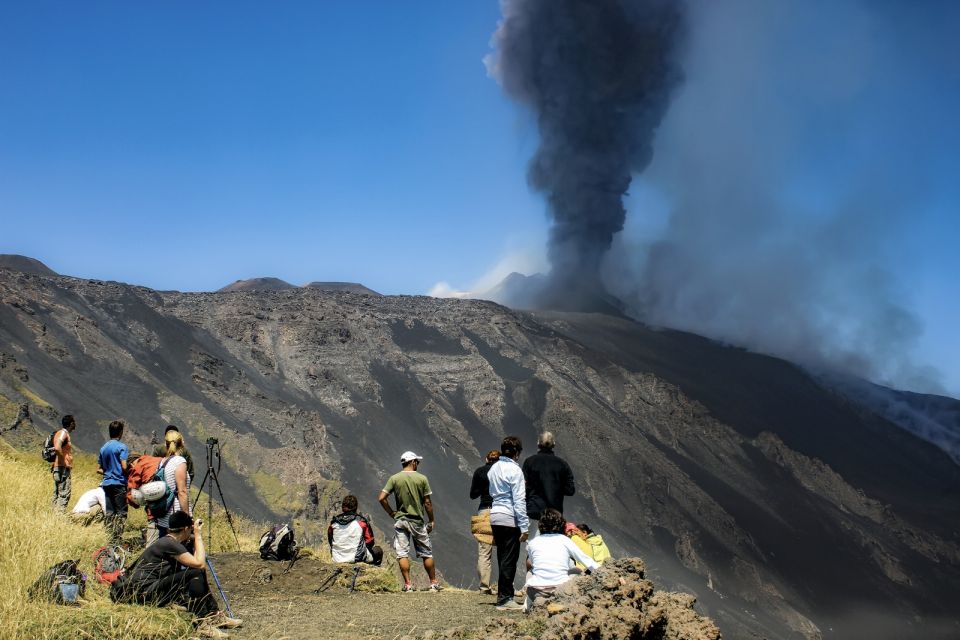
[0,439,262,640]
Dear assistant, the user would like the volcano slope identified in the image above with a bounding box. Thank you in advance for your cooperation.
[1,264,959,639]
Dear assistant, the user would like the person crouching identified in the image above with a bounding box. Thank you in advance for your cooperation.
[524,508,599,612]
[126,511,241,638]
[328,494,383,565]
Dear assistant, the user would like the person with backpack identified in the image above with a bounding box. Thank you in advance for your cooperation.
[154,431,191,537]
[50,414,76,513]
[487,436,528,611]
[164,424,195,481]
[126,446,164,546]
[522,431,575,538]
[126,511,242,638]
[378,450,442,592]
[97,420,129,543]
[469,449,500,594]
[328,494,383,565]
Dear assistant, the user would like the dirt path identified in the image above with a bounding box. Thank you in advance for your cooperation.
[210,553,502,639]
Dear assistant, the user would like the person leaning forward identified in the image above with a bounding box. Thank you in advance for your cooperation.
[378,450,442,592]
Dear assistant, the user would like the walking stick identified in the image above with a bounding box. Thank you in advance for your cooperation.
[206,557,235,618]
[348,566,361,593]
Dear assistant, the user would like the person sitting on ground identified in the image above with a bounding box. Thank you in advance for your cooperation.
[566,522,612,567]
[524,508,599,612]
[127,511,241,638]
[328,494,383,565]
[69,486,112,526]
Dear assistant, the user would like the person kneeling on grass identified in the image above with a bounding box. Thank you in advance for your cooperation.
[126,511,242,638]
[524,508,600,612]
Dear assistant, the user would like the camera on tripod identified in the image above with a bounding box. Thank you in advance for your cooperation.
[206,437,219,446]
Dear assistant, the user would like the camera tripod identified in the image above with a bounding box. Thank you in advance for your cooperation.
[192,437,242,552]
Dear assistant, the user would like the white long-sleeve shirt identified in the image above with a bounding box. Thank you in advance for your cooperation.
[526,533,600,588]
[487,456,529,531]
[72,487,111,514]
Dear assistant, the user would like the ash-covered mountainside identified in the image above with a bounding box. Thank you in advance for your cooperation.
[1,266,958,640]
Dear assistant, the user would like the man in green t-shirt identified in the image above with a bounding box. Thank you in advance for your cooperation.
[378,450,441,592]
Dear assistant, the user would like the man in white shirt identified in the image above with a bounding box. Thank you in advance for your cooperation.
[70,486,112,525]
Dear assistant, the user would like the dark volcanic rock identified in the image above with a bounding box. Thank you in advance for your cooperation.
[219,277,297,292]
[303,281,380,296]
[0,254,57,276]
[1,270,959,640]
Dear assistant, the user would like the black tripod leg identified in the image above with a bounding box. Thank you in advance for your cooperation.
[209,470,242,552]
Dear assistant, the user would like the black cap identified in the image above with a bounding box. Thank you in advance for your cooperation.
[164,425,180,434]
[168,511,193,531]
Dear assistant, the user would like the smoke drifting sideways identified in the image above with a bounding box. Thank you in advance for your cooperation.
[485,0,686,312]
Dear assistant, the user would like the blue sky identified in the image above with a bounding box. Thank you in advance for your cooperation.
[0,1,957,394]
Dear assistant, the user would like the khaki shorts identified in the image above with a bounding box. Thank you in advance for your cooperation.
[393,519,432,559]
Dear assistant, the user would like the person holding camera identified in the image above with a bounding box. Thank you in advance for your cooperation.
[127,511,241,637]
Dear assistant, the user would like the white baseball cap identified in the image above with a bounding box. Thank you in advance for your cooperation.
[400,451,423,464]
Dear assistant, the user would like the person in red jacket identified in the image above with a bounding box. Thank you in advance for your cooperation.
[328,495,383,565]
[127,446,165,547]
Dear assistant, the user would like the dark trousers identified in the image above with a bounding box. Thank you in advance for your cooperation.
[492,524,522,604]
[103,484,128,544]
[137,568,218,618]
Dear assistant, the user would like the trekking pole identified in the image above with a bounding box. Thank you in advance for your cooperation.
[348,566,361,594]
[206,558,235,618]
[313,567,343,594]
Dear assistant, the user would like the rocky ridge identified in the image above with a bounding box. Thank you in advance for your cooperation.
[1,265,959,639]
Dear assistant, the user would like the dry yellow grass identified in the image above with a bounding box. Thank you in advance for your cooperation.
[0,438,262,640]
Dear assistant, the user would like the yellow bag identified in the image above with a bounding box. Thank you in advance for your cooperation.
[470,512,494,545]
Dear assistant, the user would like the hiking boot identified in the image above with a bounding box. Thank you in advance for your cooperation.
[495,599,524,611]
[401,583,415,592]
[195,620,230,638]
[429,582,443,592]
[479,587,494,595]
[206,611,243,629]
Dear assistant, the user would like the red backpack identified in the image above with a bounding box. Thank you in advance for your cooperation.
[92,545,127,585]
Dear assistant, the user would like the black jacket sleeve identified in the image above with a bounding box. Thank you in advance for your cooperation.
[563,459,576,497]
[469,466,485,500]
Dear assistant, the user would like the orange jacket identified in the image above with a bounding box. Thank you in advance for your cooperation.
[127,455,162,507]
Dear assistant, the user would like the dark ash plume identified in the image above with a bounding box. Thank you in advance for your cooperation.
[487,0,686,309]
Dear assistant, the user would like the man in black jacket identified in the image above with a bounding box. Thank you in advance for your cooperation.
[469,450,500,594]
[522,432,575,537]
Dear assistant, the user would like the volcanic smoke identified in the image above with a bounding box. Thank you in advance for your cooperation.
[487,0,686,309]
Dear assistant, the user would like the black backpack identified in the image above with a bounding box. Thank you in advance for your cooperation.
[259,523,298,561]
[28,559,87,605]
[41,430,61,462]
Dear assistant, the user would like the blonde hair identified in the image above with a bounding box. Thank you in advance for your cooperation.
[164,431,186,457]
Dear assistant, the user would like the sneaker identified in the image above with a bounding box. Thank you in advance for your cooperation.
[429,582,443,592]
[207,611,243,629]
[196,620,229,638]
[401,583,415,592]
[495,599,524,611]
